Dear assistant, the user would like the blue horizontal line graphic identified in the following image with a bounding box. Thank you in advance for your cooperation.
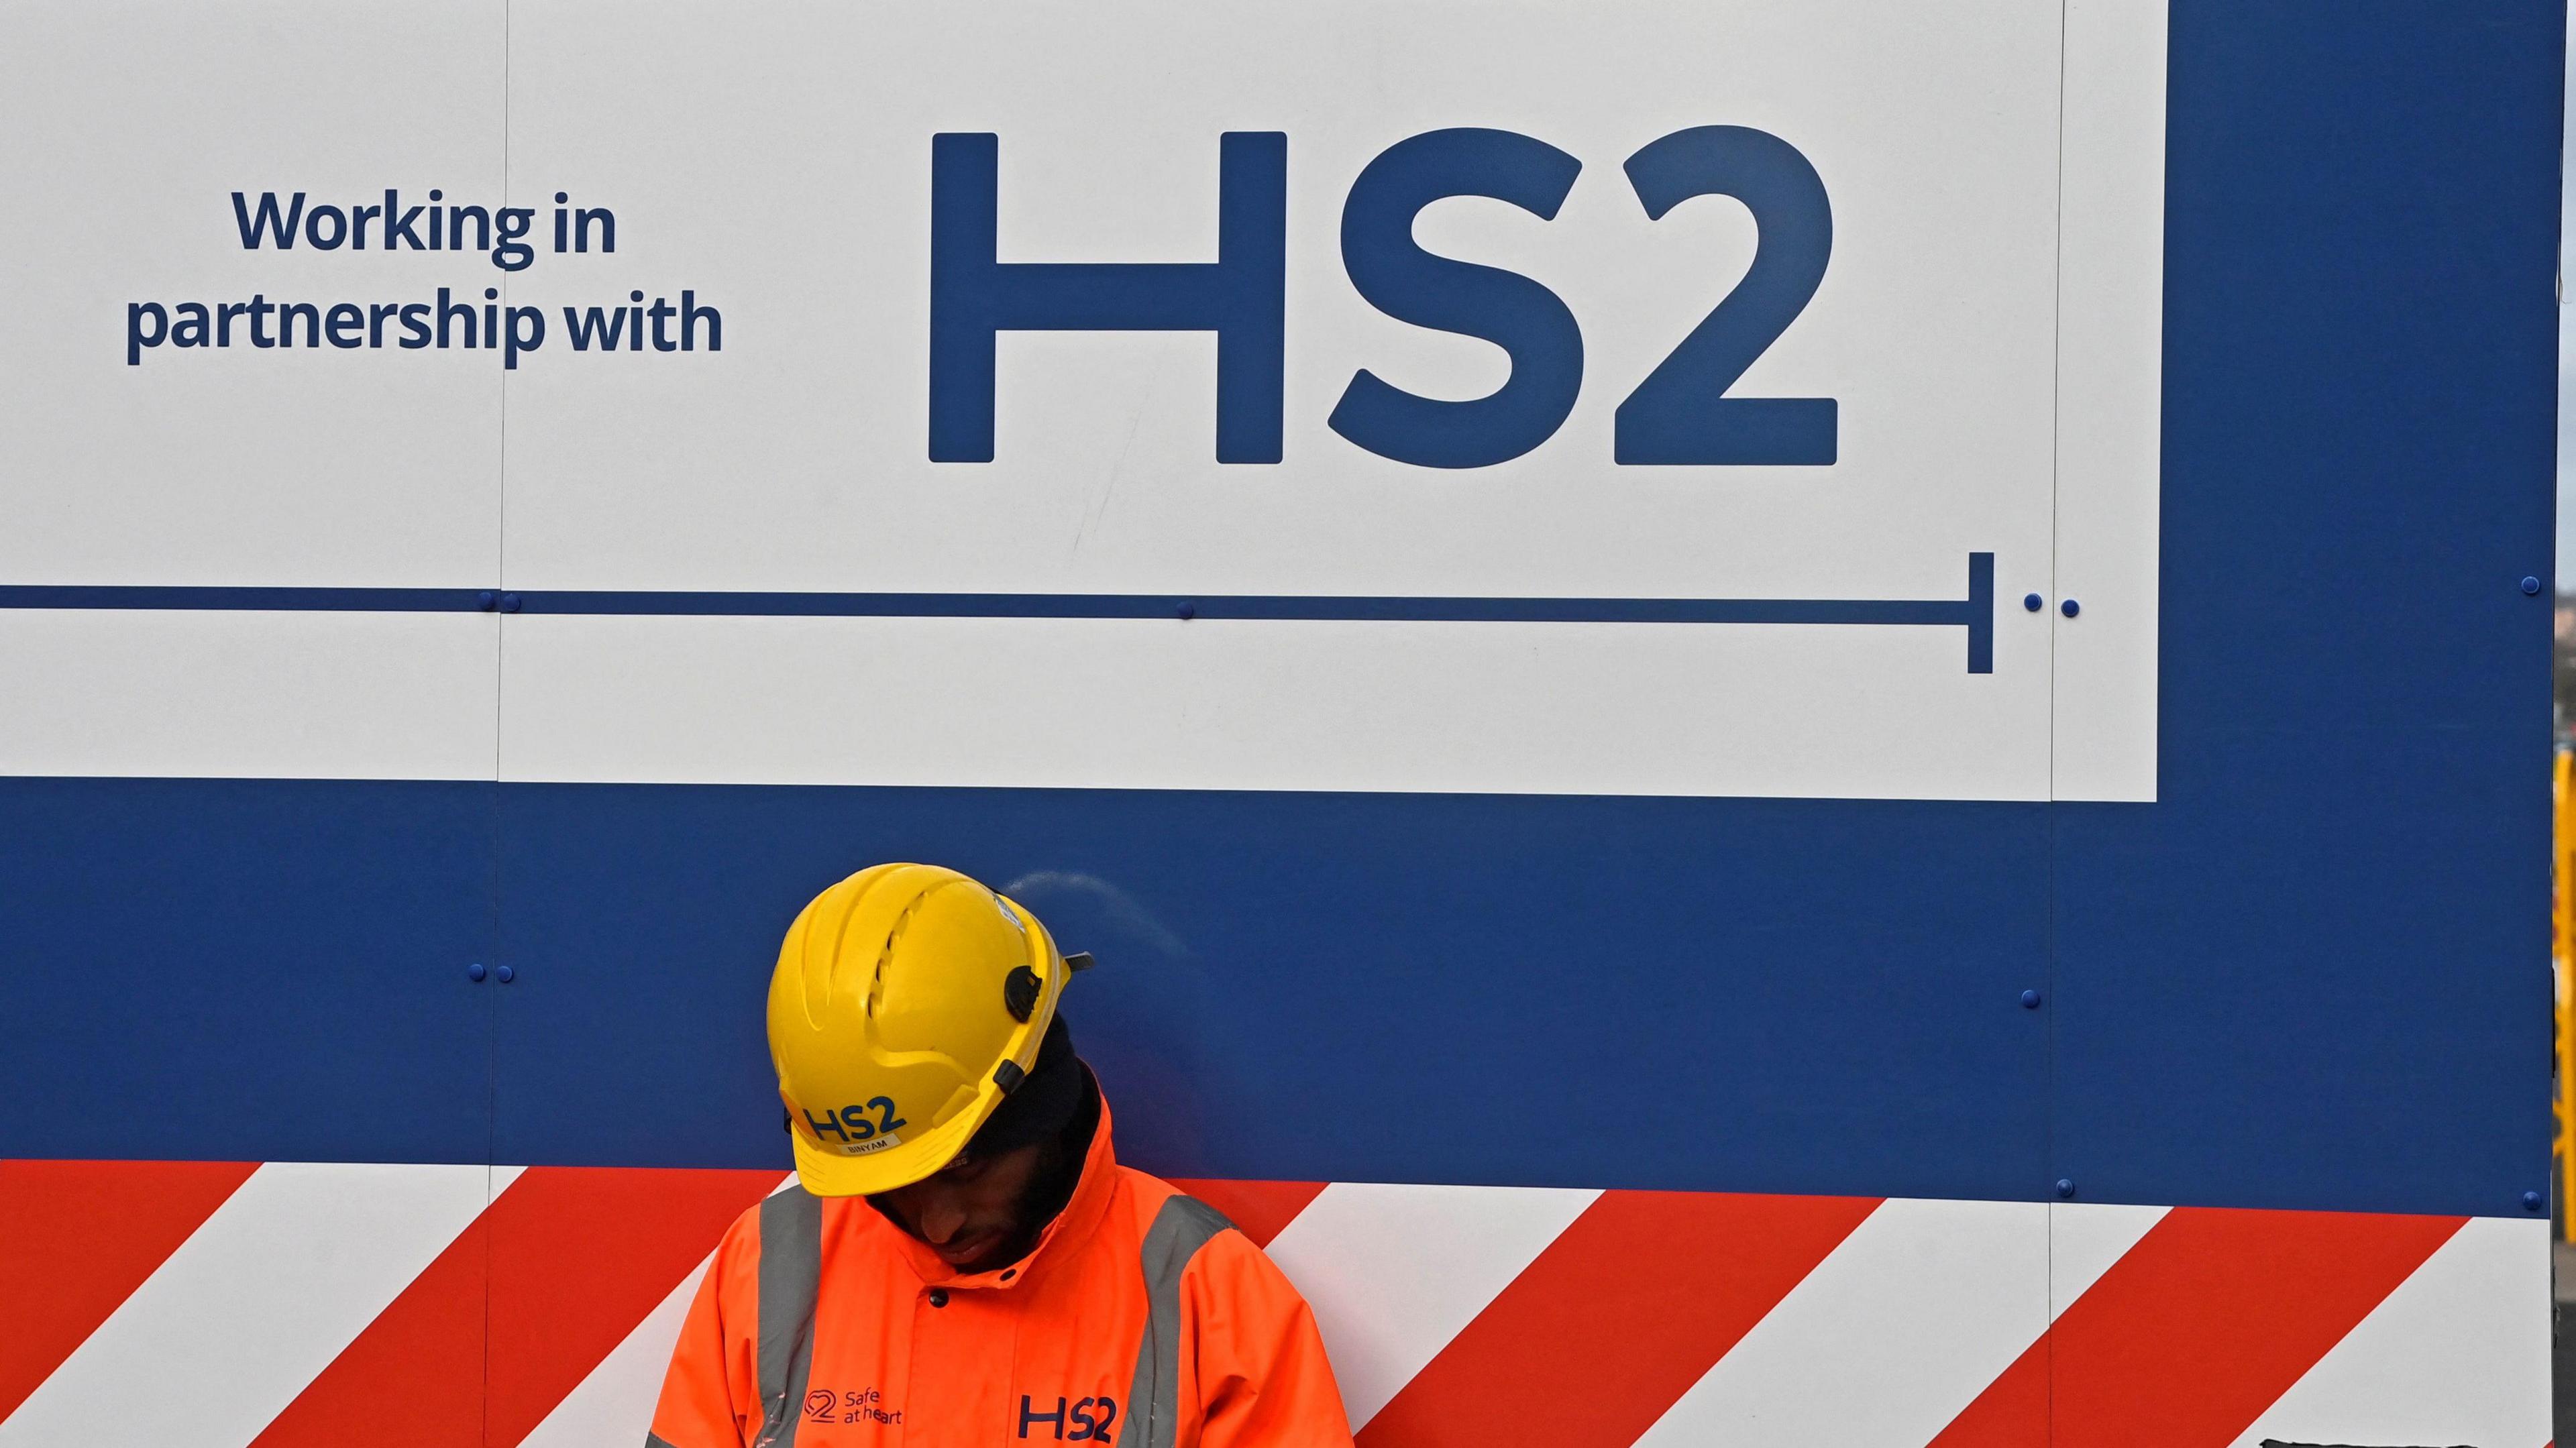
[0,551,1995,671]
[0,586,484,612]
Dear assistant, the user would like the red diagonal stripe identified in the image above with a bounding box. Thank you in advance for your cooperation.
[485,1168,784,1448]
[249,1166,779,1448]
[1169,1180,1327,1249]
[0,1158,261,1421]
[1930,1206,2466,1448]
[1923,1333,2045,1447]
[1358,1190,1882,1448]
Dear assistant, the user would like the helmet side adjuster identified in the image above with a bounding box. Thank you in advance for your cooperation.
[1003,964,1042,1022]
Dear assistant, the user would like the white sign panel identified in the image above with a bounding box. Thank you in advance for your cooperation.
[0,0,2164,800]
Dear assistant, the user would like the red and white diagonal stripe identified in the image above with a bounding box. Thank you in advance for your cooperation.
[0,1162,2546,1448]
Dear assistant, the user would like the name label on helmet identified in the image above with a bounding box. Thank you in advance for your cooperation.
[806,1097,908,1152]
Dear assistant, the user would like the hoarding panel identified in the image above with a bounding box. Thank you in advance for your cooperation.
[2049,0,2557,1219]
[0,778,497,1166]
[488,0,2161,803]
[0,1163,498,1448]
[0,0,2561,1443]
[2033,1207,2545,1448]
[0,609,499,781]
[1,1175,2540,1447]
[490,782,2052,1199]
[0,1,507,587]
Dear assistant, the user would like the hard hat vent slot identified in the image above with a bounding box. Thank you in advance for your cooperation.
[1003,965,1042,1022]
[867,896,921,1018]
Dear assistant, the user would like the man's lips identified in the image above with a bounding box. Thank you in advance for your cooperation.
[934,1230,1001,1266]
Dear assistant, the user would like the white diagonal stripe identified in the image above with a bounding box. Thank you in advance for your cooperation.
[2226,1215,2548,1448]
[1633,1198,2047,1448]
[1260,1181,1599,1430]
[0,1162,499,1448]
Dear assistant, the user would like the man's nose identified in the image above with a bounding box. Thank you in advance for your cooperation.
[917,1194,967,1245]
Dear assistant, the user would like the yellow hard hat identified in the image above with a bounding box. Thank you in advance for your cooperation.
[768,862,1079,1196]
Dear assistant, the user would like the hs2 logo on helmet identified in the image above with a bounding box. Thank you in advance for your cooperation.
[805,1097,907,1154]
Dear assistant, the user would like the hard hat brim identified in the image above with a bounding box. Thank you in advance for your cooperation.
[788,1080,1000,1197]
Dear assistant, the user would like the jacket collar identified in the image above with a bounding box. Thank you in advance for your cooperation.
[882,1091,1120,1292]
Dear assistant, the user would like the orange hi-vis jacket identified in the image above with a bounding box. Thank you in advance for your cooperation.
[647,1095,1354,1448]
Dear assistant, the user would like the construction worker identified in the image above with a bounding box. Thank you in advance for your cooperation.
[647,862,1354,1448]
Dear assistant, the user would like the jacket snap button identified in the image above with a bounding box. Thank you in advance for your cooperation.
[927,1288,949,1307]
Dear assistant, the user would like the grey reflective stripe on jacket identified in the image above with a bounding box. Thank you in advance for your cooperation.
[753,1186,824,1448]
[1116,1195,1236,1448]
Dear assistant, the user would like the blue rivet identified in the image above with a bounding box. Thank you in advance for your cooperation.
[2054,1178,2076,1199]
[2059,598,2080,618]
[467,962,487,982]
[2522,576,2542,596]
[476,591,496,612]
[2022,593,2043,612]
[2020,989,2042,1009]
[496,963,516,984]
[500,592,523,614]
[1177,601,1196,620]
[2523,1189,2545,1212]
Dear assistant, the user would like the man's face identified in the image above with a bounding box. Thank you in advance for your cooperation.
[870,1139,1053,1274]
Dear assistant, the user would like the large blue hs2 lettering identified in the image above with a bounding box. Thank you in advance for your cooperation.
[926,127,1835,468]
[929,132,1285,463]
[1328,129,1585,468]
